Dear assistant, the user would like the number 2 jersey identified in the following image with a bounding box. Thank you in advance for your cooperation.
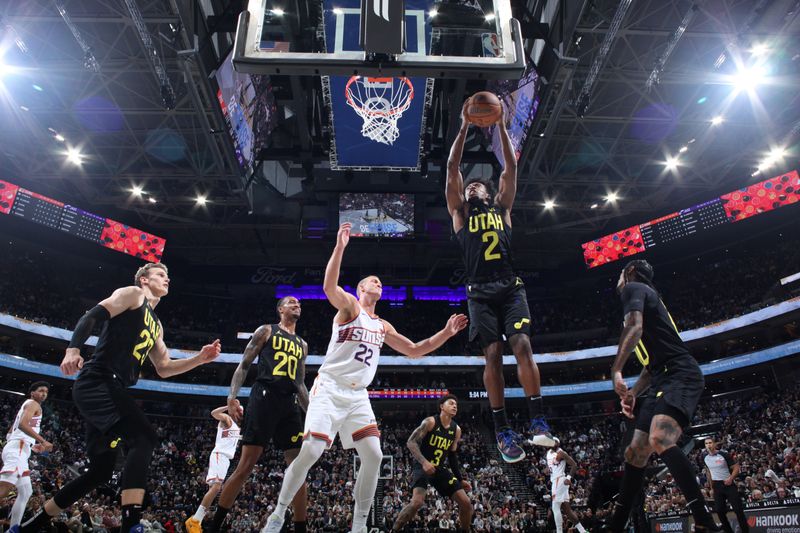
[455,201,515,284]
[255,324,306,394]
[82,299,161,387]
[319,307,386,390]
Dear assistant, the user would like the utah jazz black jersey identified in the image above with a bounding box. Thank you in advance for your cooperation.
[255,324,305,393]
[418,416,457,469]
[621,282,690,370]
[456,202,515,283]
[83,300,160,387]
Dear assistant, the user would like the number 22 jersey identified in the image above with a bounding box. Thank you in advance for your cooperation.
[320,306,386,390]
[83,300,161,387]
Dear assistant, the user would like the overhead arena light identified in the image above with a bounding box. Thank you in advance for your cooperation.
[543,199,556,210]
[664,156,680,171]
[195,194,208,206]
[710,115,724,126]
[131,185,144,196]
[732,64,767,94]
[605,192,619,203]
[65,147,83,165]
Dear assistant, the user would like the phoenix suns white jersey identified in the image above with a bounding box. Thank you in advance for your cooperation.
[210,420,240,459]
[547,448,566,481]
[7,400,41,445]
[319,307,386,389]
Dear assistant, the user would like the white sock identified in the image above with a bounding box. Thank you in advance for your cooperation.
[576,522,587,533]
[552,501,563,533]
[351,436,382,532]
[273,438,326,518]
[10,478,33,526]
[193,505,207,521]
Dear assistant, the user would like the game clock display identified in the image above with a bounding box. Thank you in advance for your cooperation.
[0,179,165,262]
[582,170,799,268]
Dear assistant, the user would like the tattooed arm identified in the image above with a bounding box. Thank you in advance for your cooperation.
[227,325,271,423]
[407,417,436,475]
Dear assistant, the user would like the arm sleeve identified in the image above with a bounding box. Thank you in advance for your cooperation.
[68,305,111,349]
[448,451,463,482]
[621,283,646,315]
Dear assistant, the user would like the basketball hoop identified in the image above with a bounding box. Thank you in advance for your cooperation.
[345,76,414,146]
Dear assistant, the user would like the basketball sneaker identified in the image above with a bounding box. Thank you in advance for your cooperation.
[185,516,202,533]
[261,513,284,533]
[528,417,557,447]
[496,428,526,463]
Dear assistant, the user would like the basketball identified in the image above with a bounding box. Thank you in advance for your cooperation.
[466,91,502,127]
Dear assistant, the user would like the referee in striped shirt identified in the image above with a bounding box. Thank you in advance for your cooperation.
[703,438,749,533]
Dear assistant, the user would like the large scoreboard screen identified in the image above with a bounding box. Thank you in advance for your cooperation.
[0,179,165,262]
[582,170,799,268]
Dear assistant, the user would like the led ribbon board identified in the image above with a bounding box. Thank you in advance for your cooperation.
[582,170,799,268]
[0,179,165,262]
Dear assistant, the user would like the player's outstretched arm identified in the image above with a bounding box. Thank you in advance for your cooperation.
[323,223,360,321]
[211,405,233,429]
[446,102,470,233]
[61,286,144,376]
[225,325,270,422]
[407,417,436,473]
[148,326,221,379]
[294,339,310,412]
[382,314,468,359]
[494,108,517,215]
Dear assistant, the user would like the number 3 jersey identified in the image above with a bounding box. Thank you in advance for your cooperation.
[83,300,161,387]
[256,325,306,394]
[456,201,515,284]
[319,307,386,390]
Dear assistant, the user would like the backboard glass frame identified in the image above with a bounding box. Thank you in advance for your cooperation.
[233,0,526,79]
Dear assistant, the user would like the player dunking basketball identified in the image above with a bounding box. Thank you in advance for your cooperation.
[546,438,588,533]
[446,102,554,463]
[392,394,473,533]
[607,260,720,532]
[21,263,222,533]
[184,406,241,532]
[262,222,468,533]
[0,382,52,533]
[205,296,309,533]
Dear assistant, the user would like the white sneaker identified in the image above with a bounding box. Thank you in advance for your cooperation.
[350,527,368,533]
[261,513,284,533]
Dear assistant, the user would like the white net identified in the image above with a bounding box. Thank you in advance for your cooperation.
[345,77,414,146]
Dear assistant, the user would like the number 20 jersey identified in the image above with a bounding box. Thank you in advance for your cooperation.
[319,308,386,390]
[455,201,515,284]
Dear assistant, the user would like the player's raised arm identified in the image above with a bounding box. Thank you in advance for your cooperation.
[61,286,144,376]
[494,109,517,216]
[446,102,470,232]
[382,314,468,359]
[211,405,233,429]
[323,223,359,321]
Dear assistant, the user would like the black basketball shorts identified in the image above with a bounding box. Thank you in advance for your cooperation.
[72,369,155,456]
[466,276,532,348]
[241,382,304,450]
[411,467,461,498]
[635,355,705,433]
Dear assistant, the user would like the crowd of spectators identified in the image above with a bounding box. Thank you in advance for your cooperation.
[1,384,797,532]
[1,232,798,359]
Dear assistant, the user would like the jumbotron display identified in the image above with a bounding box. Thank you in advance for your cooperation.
[0,179,165,262]
[582,170,799,268]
